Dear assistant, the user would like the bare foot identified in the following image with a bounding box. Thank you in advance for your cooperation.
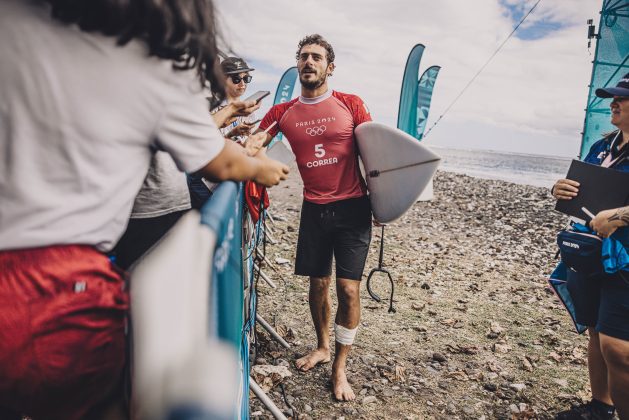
[295,348,330,372]
[332,368,355,401]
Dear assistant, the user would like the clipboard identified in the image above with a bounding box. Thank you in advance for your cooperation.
[555,159,629,219]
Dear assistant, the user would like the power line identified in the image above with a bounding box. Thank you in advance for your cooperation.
[424,0,543,138]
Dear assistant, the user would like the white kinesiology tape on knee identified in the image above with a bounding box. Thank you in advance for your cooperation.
[334,323,358,345]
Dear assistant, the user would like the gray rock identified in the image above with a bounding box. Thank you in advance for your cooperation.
[483,382,497,392]
[362,396,378,404]
[276,359,290,368]
[432,352,447,363]
[510,383,526,392]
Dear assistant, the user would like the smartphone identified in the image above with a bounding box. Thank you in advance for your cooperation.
[244,90,270,104]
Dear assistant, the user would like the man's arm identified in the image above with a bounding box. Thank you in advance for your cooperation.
[590,206,629,238]
[197,138,289,187]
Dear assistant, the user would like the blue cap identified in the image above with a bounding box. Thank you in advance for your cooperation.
[595,72,629,98]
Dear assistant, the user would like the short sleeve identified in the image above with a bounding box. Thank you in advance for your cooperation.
[259,104,286,138]
[334,92,372,126]
[349,95,372,126]
[154,73,225,174]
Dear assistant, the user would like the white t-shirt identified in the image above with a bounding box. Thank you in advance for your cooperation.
[0,0,225,251]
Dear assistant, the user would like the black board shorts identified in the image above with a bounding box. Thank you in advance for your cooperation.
[567,270,629,341]
[295,196,372,280]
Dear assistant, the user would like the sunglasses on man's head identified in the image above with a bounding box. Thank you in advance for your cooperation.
[229,75,252,84]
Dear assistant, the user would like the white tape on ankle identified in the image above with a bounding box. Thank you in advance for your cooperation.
[334,323,358,345]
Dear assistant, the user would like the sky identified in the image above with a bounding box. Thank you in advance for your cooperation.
[214,0,605,158]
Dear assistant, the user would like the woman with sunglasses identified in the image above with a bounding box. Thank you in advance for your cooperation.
[187,57,261,209]
[553,73,629,420]
[219,57,259,140]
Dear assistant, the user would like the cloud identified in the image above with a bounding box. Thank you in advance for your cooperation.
[215,0,603,156]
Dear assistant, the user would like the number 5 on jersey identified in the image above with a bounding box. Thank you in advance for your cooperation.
[314,143,325,158]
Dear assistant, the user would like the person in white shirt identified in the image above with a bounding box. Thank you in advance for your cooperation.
[0,1,288,418]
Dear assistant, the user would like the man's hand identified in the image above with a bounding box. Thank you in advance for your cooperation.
[243,132,267,156]
[252,148,290,187]
[590,206,629,238]
[552,179,579,200]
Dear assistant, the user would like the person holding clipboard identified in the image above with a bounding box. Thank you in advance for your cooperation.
[553,73,629,420]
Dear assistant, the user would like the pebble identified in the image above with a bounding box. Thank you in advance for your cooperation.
[383,388,395,397]
[362,396,378,404]
[510,383,526,392]
[304,404,312,412]
[483,383,498,392]
[432,352,447,363]
[462,406,476,416]
[447,403,457,414]
[553,378,569,387]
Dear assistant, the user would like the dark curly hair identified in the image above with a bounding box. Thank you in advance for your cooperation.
[295,34,335,64]
[44,0,226,99]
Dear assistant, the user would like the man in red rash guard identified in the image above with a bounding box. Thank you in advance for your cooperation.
[257,34,372,401]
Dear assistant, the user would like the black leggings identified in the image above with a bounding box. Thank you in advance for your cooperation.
[112,210,187,270]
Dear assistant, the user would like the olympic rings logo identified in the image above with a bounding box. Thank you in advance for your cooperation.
[305,125,327,136]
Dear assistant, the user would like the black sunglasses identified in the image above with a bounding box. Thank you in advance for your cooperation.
[229,74,252,84]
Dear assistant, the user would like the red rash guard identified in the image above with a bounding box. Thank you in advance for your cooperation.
[260,90,372,204]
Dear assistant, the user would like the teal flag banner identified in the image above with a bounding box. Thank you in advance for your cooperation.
[269,66,298,148]
[397,44,425,138]
[416,65,441,140]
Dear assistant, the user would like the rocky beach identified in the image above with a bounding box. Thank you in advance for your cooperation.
[250,168,591,419]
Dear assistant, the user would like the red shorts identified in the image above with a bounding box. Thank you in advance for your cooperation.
[0,245,129,419]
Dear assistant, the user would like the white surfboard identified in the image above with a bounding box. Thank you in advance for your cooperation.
[355,122,441,223]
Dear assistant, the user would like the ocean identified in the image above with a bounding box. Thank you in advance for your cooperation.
[432,147,574,189]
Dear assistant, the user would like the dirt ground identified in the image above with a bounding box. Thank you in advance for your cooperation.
[250,167,592,420]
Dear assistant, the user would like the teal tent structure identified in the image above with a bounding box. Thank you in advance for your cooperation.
[581,0,629,157]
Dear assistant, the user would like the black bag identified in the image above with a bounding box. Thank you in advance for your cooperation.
[556,229,603,276]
